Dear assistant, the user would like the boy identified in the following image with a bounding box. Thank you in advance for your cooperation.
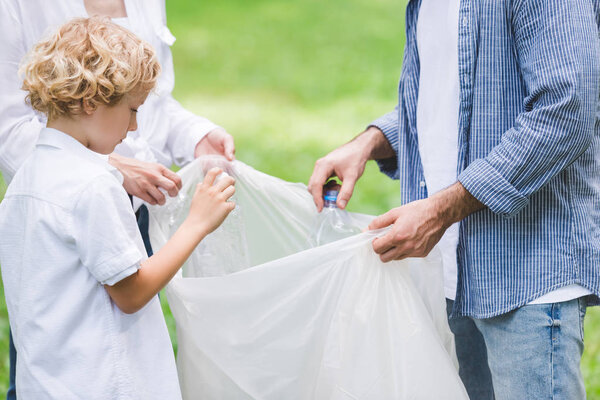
[0,17,235,399]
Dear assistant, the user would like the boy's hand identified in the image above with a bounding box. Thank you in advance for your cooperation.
[185,167,236,237]
[106,168,235,314]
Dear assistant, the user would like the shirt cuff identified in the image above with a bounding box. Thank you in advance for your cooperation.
[368,119,399,180]
[103,264,140,286]
[183,120,220,162]
[94,248,143,285]
[458,158,529,218]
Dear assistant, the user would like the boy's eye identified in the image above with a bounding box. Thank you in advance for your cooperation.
[131,109,138,113]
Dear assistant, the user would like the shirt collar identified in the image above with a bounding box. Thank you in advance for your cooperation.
[36,128,124,183]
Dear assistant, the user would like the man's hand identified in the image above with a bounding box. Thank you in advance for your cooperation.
[368,182,484,262]
[108,154,182,206]
[194,128,235,161]
[308,126,394,211]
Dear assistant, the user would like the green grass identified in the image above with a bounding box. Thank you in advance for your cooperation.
[1,0,600,397]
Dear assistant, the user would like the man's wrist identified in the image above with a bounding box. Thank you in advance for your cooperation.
[352,126,395,161]
[431,182,484,228]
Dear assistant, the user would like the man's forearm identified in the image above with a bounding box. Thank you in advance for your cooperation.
[431,182,485,228]
[351,126,396,161]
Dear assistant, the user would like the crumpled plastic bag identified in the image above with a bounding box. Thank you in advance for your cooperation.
[148,156,468,400]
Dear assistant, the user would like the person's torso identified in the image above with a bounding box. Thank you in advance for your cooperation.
[403,0,600,316]
[0,131,180,398]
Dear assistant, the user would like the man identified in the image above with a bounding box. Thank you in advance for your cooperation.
[309,1,600,398]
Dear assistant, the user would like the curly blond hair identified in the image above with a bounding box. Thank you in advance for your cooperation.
[20,17,160,120]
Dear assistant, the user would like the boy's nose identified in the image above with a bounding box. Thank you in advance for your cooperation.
[129,116,138,132]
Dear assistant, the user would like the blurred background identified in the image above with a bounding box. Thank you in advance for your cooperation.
[0,0,599,396]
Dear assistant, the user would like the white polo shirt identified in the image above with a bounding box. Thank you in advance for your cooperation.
[0,128,181,399]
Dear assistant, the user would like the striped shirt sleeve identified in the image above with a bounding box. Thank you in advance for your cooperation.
[458,0,600,217]
[370,106,401,180]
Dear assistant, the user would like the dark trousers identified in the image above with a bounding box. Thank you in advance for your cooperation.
[6,331,15,400]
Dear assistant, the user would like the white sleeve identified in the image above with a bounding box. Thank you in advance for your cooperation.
[73,174,144,286]
[0,0,45,182]
[165,95,220,167]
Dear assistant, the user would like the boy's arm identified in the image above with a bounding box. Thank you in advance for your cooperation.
[105,168,235,314]
[104,220,206,314]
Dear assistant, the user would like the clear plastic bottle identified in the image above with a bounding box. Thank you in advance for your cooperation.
[309,190,362,246]
[196,171,251,275]
[159,187,188,228]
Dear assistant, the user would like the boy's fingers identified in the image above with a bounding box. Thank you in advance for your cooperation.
[225,201,236,212]
[203,167,222,187]
[215,175,235,192]
[220,185,236,201]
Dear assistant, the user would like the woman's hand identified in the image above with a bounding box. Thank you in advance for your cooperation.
[108,153,182,205]
[194,128,235,161]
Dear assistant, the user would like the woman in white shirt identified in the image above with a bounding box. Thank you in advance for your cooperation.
[0,1,235,398]
[0,0,235,199]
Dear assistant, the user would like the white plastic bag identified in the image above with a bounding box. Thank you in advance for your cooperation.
[148,157,468,400]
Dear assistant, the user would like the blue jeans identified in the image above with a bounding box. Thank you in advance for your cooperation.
[448,298,587,400]
[447,299,495,400]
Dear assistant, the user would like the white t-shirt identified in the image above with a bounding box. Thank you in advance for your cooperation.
[0,0,219,184]
[415,0,591,303]
[0,128,181,399]
[416,0,461,300]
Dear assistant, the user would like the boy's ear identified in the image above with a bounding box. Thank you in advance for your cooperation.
[81,99,96,115]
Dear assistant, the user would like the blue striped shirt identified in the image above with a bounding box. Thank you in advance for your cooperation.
[372,0,600,318]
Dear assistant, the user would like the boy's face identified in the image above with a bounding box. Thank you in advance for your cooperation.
[85,92,148,155]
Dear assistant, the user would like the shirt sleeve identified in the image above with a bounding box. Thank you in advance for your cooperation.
[369,105,400,180]
[0,0,45,183]
[458,0,600,218]
[72,174,144,285]
[165,96,220,167]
